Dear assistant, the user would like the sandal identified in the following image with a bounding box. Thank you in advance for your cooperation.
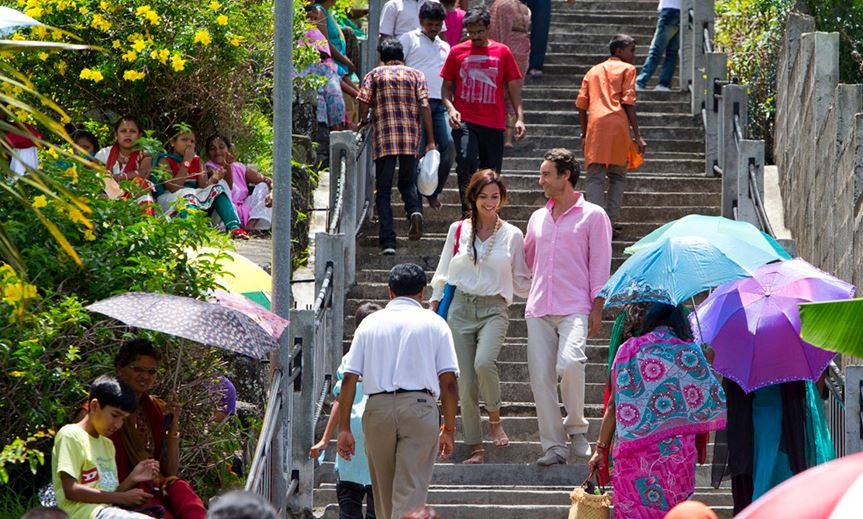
[489,420,509,448]
[462,448,485,464]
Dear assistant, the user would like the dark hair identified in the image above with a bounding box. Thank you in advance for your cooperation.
[465,169,508,264]
[207,490,277,519]
[440,0,457,7]
[543,148,581,187]
[115,338,162,368]
[378,38,404,63]
[205,133,232,152]
[638,303,694,341]
[72,130,99,152]
[609,34,636,56]
[113,115,141,134]
[388,263,427,297]
[347,302,383,354]
[419,2,446,22]
[89,375,137,413]
[463,6,491,27]
[21,507,70,519]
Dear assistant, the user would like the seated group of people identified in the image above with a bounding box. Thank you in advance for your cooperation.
[50,339,235,519]
[73,116,273,239]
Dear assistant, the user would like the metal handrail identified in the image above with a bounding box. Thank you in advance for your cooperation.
[245,370,283,493]
[313,265,335,318]
[703,25,712,53]
[747,164,777,238]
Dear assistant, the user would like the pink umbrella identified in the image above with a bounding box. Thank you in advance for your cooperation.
[210,290,289,340]
[692,259,855,392]
[736,452,863,518]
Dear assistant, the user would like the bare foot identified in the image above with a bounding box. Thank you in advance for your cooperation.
[490,421,509,448]
[462,448,484,464]
[427,197,442,209]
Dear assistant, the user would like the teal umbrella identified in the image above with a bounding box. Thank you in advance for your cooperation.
[599,233,788,308]
[624,214,792,259]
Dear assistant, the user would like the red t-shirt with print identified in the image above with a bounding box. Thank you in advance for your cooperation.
[440,40,522,130]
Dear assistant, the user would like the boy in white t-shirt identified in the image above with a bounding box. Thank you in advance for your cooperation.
[52,375,160,519]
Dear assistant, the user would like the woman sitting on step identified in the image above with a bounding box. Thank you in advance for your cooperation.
[430,169,532,464]
[588,303,726,518]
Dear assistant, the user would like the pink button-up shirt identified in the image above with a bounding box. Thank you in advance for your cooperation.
[524,194,612,318]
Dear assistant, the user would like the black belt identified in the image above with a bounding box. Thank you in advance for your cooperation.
[369,388,433,397]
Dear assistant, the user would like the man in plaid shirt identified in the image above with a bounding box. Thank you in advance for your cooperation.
[358,38,437,255]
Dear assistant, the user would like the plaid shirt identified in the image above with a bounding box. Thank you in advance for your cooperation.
[357,64,429,159]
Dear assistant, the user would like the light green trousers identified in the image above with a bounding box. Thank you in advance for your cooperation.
[447,289,509,445]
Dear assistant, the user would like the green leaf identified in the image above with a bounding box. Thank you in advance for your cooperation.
[799,299,863,356]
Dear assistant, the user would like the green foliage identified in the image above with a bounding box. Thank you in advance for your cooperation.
[714,0,795,160]
[804,1,863,84]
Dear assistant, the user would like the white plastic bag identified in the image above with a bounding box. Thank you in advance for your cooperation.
[417,149,440,196]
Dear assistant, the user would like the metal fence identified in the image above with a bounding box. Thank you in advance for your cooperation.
[682,0,861,455]
[245,129,373,515]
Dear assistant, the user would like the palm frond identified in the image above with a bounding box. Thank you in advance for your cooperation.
[799,299,863,357]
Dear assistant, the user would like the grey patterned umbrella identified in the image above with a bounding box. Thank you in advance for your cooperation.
[86,292,279,359]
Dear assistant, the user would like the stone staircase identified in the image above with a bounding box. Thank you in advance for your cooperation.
[313,0,731,516]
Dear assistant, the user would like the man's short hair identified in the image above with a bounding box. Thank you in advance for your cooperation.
[388,263,427,297]
[609,34,636,56]
[419,2,446,22]
[22,507,70,519]
[115,338,162,368]
[90,375,137,413]
[378,37,405,63]
[207,490,277,519]
[544,148,581,187]
[463,6,491,27]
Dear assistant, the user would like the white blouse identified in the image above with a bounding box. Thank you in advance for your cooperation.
[430,220,532,305]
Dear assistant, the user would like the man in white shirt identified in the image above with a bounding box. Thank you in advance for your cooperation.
[400,2,454,209]
[636,0,681,91]
[337,263,460,519]
[380,0,445,39]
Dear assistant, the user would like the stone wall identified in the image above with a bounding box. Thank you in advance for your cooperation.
[775,14,863,293]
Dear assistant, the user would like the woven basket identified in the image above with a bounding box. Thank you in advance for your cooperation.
[568,486,612,519]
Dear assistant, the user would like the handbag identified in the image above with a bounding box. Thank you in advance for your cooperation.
[568,470,612,519]
[417,149,440,196]
[436,220,464,320]
[627,139,644,171]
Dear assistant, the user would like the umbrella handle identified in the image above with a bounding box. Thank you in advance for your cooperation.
[690,296,715,363]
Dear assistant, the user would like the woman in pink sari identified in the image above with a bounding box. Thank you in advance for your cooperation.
[205,133,272,231]
[489,0,531,148]
[589,303,726,519]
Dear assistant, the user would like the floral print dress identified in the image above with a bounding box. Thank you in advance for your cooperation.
[611,327,727,518]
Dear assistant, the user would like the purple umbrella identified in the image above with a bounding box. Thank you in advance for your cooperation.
[692,258,855,393]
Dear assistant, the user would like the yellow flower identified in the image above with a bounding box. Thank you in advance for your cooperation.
[135,5,152,16]
[0,263,14,279]
[91,14,111,31]
[228,35,245,47]
[128,32,144,42]
[193,30,211,46]
[38,52,48,61]
[64,165,78,183]
[209,1,221,10]
[171,54,186,71]
[46,147,58,159]
[3,281,38,305]
[145,10,159,25]
[66,206,92,229]
[55,60,67,75]
[81,68,104,82]
[100,1,111,10]
[123,70,145,81]
[91,70,103,82]
[122,50,137,62]
[31,195,48,209]
[217,14,228,26]
[32,25,47,39]
[158,49,170,64]
[24,7,42,18]
[51,29,63,41]
[132,39,146,52]
[78,6,88,15]
[83,229,96,241]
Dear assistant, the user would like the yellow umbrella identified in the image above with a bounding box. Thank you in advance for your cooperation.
[189,247,272,295]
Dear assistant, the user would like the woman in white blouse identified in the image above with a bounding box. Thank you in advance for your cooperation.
[430,169,532,464]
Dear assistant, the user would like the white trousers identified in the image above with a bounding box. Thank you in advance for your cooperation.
[527,314,590,457]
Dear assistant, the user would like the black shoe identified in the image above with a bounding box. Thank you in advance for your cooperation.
[409,212,423,240]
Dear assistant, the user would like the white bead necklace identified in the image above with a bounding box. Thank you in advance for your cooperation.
[468,216,501,264]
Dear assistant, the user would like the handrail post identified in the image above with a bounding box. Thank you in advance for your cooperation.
[719,85,747,218]
[287,309,315,517]
[704,53,727,177]
[330,132,358,285]
[736,140,765,227]
[846,366,863,454]
[690,0,715,116]
[679,0,694,93]
[315,232,346,379]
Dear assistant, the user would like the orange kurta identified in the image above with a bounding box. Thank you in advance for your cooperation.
[575,57,637,168]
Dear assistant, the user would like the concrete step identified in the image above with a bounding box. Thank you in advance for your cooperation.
[526,124,701,141]
[522,86,690,103]
[423,189,718,208]
[318,503,732,519]
[523,97,691,114]
[548,0,670,13]
[523,111,697,127]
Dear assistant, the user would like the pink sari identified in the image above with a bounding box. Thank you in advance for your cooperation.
[206,161,272,230]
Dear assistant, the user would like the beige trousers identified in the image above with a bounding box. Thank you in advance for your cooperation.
[447,290,509,445]
[363,392,439,519]
[526,314,591,457]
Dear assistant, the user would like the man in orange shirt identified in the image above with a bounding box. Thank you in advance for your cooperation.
[575,35,646,236]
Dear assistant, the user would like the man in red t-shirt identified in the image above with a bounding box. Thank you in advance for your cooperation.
[441,5,526,215]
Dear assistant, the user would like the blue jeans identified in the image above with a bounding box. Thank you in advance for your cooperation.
[526,0,550,71]
[636,8,680,88]
[418,99,455,199]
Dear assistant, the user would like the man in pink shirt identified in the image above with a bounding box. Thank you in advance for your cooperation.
[524,148,612,466]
